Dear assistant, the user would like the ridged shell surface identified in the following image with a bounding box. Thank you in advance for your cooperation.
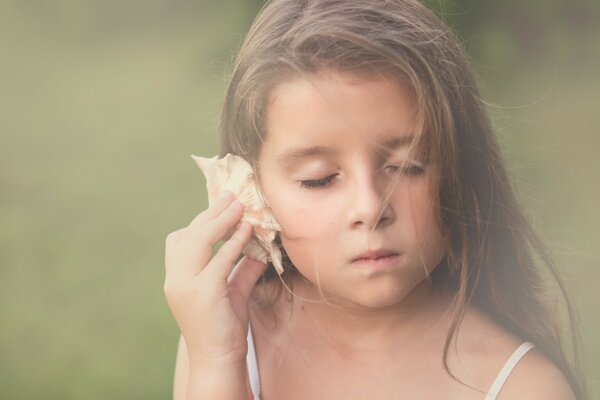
[192,154,283,274]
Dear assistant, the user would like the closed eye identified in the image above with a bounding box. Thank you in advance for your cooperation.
[299,174,338,189]
[299,164,424,189]
[386,164,426,176]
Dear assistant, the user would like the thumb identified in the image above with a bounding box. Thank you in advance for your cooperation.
[228,255,269,300]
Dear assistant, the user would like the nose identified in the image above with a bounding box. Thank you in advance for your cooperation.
[347,169,395,230]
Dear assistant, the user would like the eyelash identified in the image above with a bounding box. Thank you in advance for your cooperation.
[386,164,426,176]
[300,174,338,189]
[299,164,426,189]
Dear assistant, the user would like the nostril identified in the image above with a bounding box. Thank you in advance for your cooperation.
[350,203,394,230]
[347,172,396,228]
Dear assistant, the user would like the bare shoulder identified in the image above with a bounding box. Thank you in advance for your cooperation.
[456,304,575,400]
[497,347,576,400]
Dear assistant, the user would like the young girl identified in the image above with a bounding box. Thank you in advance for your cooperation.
[164,0,587,398]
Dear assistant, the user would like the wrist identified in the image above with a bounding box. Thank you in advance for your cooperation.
[186,342,248,371]
[187,362,248,400]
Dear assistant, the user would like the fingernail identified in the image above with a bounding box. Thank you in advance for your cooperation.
[229,200,242,211]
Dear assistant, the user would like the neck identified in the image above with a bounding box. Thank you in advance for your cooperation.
[277,278,454,357]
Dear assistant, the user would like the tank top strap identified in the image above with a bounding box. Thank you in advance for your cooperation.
[248,326,534,400]
[484,341,535,400]
[246,322,262,400]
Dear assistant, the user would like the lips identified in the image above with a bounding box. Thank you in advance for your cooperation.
[351,248,399,262]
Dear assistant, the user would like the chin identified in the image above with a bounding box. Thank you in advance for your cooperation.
[338,285,414,310]
[361,276,433,308]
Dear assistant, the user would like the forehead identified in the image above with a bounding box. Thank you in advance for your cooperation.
[260,72,418,160]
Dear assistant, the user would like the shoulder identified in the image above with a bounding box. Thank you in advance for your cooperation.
[496,347,576,400]
[455,304,575,399]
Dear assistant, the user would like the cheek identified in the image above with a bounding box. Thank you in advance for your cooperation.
[273,204,332,274]
[418,213,446,269]
[264,191,344,272]
[403,185,446,263]
[420,222,445,263]
[264,183,341,241]
[273,200,338,241]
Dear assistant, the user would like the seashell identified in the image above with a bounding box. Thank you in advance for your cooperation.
[191,154,283,275]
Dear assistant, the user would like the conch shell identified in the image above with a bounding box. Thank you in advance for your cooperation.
[191,154,283,275]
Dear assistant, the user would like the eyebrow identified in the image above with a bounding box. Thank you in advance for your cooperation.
[276,134,415,168]
[384,134,415,148]
[276,145,336,167]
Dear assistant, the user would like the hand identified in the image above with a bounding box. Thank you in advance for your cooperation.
[164,192,268,367]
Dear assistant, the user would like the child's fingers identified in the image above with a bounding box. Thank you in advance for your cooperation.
[165,228,186,270]
[177,200,244,277]
[165,192,235,273]
[187,191,234,229]
[204,221,253,280]
[228,256,269,302]
[188,199,244,247]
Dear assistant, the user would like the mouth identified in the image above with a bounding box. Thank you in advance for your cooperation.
[351,248,400,264]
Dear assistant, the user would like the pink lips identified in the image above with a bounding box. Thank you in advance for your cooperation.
[351,249,400,269]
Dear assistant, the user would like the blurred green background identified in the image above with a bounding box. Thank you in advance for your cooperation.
[1,0,598,398]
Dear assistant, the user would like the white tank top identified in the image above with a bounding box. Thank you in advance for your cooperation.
[245,323,535,400]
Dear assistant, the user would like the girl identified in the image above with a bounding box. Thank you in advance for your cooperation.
[164,0,587,399]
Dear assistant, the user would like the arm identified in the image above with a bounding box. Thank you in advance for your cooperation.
[164,193,267,400]
[498,349,576,400]
[173,334,250,400]
[173,335,189,400]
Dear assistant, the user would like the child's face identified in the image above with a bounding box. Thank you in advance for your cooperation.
[257,72,445,309]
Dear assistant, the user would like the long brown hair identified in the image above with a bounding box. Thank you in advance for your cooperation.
[218,0,587,397]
